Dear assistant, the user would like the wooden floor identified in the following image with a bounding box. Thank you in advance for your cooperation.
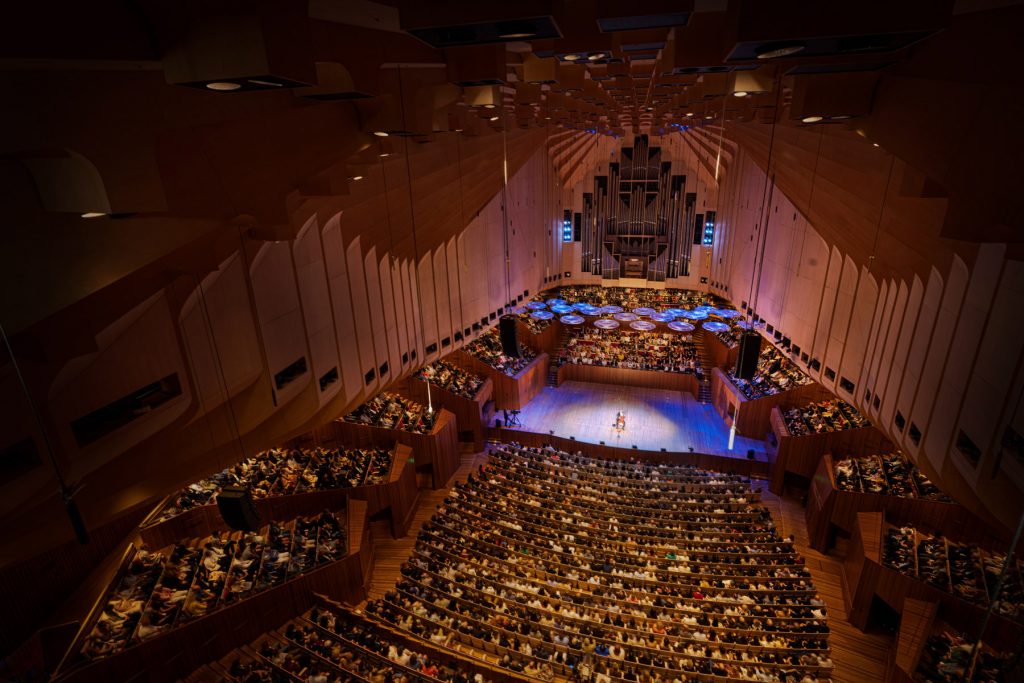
[365,451,893,683]
[508,380,767,459]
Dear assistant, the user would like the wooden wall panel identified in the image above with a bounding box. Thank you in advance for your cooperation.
[377,254,401,381]
[954,257,1023,482]
[824,255,860,390]
[432,247,453,353]
[936,244,1005,482]
[363,247,389,377]
[880,275,923,431]
[808,247,839,388]
[322,217,361,404]
[293,218,341,407]
[346,236,377,398]
[445,239,463,348]
[838,269,878,403]
[416,252,439,362]
[895,269,943,439]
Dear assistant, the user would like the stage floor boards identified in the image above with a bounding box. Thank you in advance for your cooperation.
[509,380,767,460]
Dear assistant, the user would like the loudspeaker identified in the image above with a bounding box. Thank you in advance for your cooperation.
[747,449,755,460]
[499,315,520,358]
[495,418,502,429]
[217,486,261,531]
[735,331,762,380]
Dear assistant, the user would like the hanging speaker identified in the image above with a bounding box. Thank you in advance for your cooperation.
[216,486,261,531]
[735,332,762,380]
[499,315,520,358]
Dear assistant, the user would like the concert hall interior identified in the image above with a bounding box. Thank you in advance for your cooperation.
[2,2,1024,682]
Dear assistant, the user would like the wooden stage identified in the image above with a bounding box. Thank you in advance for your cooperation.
[507,380,768,461]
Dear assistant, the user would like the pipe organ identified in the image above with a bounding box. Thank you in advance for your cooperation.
[580,135,694,283]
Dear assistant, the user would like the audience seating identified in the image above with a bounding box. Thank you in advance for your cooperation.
[549,285,712,310]
[782,400,869,436]
[464,330,537,376]
[728,347,811,400]
[914,625,1010,683]
[79,510,347,663]
[415,359,485,400]
[833,453,949,501]
[882,525,1023,620]
[188,604,518,682]
[362,444,833,682]
[559,327,699,375]
[344,392,436,433]
[150,447,394,524]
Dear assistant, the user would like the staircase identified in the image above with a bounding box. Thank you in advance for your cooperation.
[546,325,572,387]
[694,331,715,404]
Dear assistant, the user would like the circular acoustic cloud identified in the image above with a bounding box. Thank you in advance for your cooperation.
[546,298,567,306]
[531,310,554,320]
[702,321,730,332]
[600,305,623,314]
[692,305,716,314]
[613,312,639,322]
[510,306,528,315]
[577,305,602,316]
[559,314,585,325]
[668,321,696,333]
[735,319,753,330]
[680,309,709,320]
[526,301,548,310]
[593,318,620,330]
[650,312,674,323]
[715,309,742,318]
[632,307,657,316]
[630,320,656,331]
[551,304,574,314]
[664,308,687,317]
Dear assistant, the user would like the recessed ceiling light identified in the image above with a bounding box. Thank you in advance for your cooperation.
[755,42,806,60]
[830,114,854,120]
[686,112,694,117]
[80,212,106,219]
[872,142,880,147]
[483,104,496,109]
[454,128,463,132]
[589,53,606,61]
[373,131,389,137]
[801,115,823,123]
[379,153,391,158]
[499,32,534,39]
[489,116,500,121]
[733,91,748,98]
[206,81,241,91]
[350,175,364,181]
[705,115,713,119]
[564,54,580,61]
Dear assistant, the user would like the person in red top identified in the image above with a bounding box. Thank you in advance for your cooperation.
[421,662,439,676]
[692,589,704,599]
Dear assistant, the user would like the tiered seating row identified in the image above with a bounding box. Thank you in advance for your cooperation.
[364,444,833,682]
[80,511,346,661]
[344,392,436,434]
[150,447,393,525]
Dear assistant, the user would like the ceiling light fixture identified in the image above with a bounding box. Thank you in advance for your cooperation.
[801,115,823,123]
[589,53,606,61]
[373,131,389,137]
[499,32,534,39]
[379,153,391,158]
[489,116,500,121]
[563,54,580,61]
[80,212,106,219]
[755,42,806,60]
[686,112,694,117]
[206,81,241,91]
[350,175,364,181]
[483,104,496,109]
[705,115,713,119]
[733,91,748,98]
